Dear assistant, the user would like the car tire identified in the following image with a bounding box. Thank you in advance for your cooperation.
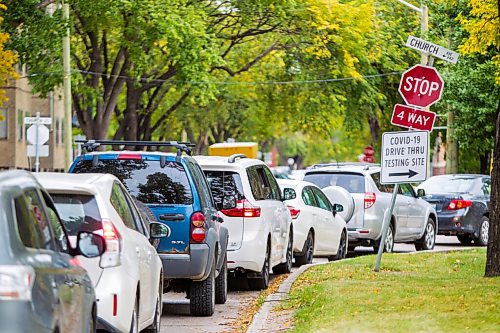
[248,244,270,290]
[190,261,216,316]
[88,306,96,333]
[144,282,162,333]
[294,231,314,266]
[474,216,489,246]
[329,229,348,261]
[457,234,473,245]
[273,229,293,274]
[215,253,228,304]
[129,298,139,333]
[373,223,394,253]
[415,219,436,251]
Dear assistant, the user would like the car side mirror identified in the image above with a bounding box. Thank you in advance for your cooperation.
[417,188,426,197]
[76,232,106,258]
[282,188,296,201]
[150,222,171,239]
[332,203,344,215]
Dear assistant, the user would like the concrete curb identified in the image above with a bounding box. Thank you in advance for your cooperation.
[246,247,479,332]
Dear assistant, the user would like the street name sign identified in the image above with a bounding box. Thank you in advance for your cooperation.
[24,116,52,125]
[406,36,459,64]
[381,131,428,184]
[391,104,436,131]
[398,65,444,108]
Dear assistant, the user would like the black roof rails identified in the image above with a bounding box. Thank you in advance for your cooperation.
[228,154,247,163]
[76,140,195,156]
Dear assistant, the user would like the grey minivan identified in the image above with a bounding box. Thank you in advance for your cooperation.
[0,170,105,333]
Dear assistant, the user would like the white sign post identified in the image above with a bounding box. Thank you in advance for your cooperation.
[381,131,429,184]
[25,112,52,172]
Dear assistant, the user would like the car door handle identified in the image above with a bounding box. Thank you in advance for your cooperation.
[159,214,184,222]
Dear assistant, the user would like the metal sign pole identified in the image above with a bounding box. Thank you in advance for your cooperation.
[35,112,40,173]
[374,183,399,272]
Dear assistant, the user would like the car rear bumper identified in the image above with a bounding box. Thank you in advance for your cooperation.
[160,243,211,281]
[95,269,137,333]
[436,214,475,236]
[227,226,266,273]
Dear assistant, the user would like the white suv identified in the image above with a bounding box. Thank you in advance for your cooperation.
[35,173,168,333]
[195,155,293,290]
[303,164,438,252]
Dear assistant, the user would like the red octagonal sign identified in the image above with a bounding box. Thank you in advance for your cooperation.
[398,65,444,108]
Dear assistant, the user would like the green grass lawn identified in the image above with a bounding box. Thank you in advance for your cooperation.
[285,249,499,333]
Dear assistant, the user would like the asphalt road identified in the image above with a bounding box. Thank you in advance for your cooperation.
[159,235,470,332]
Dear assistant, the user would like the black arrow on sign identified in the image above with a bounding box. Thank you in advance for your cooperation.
[389,169,418,178]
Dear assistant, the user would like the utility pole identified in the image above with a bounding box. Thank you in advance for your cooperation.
[62,0,73,170]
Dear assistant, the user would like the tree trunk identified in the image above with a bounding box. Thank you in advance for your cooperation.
[479,151,491,175]
[485,100,500,277]
[446,109,459,174]
[368,115,379,147]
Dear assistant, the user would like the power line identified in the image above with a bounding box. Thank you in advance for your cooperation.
[18,69,402,85]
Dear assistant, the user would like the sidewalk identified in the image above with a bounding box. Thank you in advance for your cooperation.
[246,261,330,333]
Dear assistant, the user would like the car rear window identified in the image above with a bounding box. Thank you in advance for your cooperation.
[72,159,193,205]
[50,194,102,236]
[204,170,245,206]
[419,176,477,193]
[304,172,366,193]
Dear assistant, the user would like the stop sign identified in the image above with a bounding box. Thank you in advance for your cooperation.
[398,65,444,108]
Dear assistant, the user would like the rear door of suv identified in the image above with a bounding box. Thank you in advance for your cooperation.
[70,154,194,255]
[204,169,246,250]
[304,171,366,230]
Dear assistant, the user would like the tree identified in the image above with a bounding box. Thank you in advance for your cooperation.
[454,0,499,277]
[0,1,18,107]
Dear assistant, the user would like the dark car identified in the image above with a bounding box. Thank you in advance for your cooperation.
[0,170,105,333]
[417,174,490,245]
[69,140,232,316]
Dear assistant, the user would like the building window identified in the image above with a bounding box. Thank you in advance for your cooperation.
[0,109,7,140]
[17,109,26,142]
[55,118,60,145]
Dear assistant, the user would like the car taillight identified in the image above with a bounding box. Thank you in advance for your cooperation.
[117,153,142,160]
[191,212,206,243]
[0,265,35,301]
[221,199,261,218]
[364,192,376,209]
[287,206,300,219]
[448,199,472,210]
[100,220,122,268]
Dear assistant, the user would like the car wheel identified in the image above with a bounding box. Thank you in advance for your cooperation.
[374,223,394,253]
[457,234,473,245]
[330,230,348,261]
[273,229,293,274]
[294,231,314,266]
[190,261,216,316]
[248,243,270,290]
[415,219,436,251]
[474,216,489,246]
[129,298,139,333]
[144,282,162,333]
[215,253,228,304]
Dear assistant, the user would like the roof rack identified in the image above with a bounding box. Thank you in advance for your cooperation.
[76,140,195,157]
[310,162,380,170]
[227,154,247,163]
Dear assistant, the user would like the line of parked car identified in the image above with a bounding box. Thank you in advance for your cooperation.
[0,141,351,333]
[1,140,490,333]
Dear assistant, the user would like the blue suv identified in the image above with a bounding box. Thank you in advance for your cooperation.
[69,140,231,316]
